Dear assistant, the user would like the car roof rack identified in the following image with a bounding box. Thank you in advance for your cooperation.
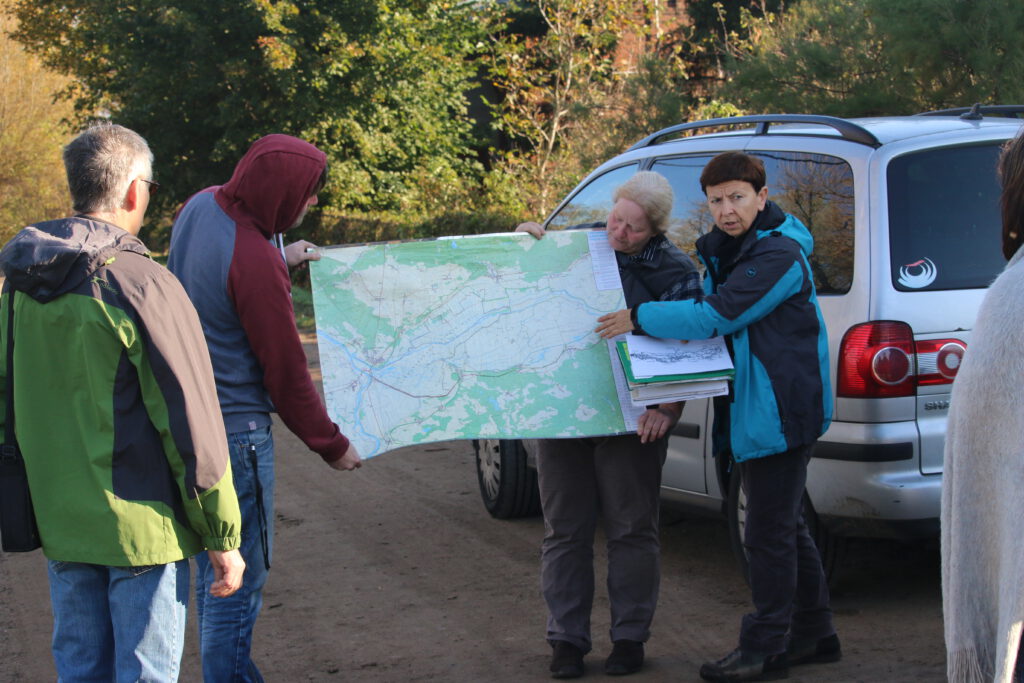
[917,103,1024,120]
[627,114,882,151]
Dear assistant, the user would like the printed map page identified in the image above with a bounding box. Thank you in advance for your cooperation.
[309,230,629,458]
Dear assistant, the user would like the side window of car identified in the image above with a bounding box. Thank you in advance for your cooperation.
[546,164,638,229]
[652,152,855,295]
[648,155,717,255]
[762,152,855,295]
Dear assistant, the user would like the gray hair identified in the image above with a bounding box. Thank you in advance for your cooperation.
[613,171,674,233]
[63,123,153,214]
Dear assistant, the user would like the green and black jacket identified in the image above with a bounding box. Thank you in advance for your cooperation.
[0,216,241,566]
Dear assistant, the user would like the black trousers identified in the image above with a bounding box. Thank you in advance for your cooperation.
[738,445,835,655]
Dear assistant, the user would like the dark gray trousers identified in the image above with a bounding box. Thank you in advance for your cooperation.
[537,433,667,652]
[738,445,835,655]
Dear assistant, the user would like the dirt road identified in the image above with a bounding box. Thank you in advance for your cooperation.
[0,342,946,682]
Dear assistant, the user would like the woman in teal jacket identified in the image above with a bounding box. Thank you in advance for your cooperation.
[597,152,838,683]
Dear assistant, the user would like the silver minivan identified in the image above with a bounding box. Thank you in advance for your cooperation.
[474,107,1024,575]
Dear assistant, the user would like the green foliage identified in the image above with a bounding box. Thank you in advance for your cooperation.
[10,0,488,248]
[724,0,1024,116]
[290,280,316,332]
[870,0,1024,108]
[0,8,74,245]
[480,1,758,222]
[484,0,659,216]
[19,0,1024,256]
[308,206,520,247]
[721,0,901,115]
[4,0,758,247]
[668,0,785,95]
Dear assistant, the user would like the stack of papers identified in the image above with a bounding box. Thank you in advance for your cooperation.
[615,335,734,405]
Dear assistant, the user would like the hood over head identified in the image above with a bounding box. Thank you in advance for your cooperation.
[214,134,327,238]
[0,216,149,302]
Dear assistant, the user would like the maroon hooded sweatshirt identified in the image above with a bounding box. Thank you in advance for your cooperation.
[168,134,349,462]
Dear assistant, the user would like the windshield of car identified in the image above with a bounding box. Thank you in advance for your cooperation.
[546,164,638,229]
[887,142,1006,291]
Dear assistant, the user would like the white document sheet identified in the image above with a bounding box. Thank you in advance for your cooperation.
[626,334,733,379]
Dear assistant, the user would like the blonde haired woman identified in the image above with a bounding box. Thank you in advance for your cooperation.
[517,171,702,678]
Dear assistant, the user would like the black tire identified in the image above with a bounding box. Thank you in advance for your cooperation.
[726,468,752,584]
[803,491,846,585]
[726,465,845,587]
[472,439,542,519]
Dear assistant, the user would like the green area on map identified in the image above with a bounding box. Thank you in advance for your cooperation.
[309,230,627,457]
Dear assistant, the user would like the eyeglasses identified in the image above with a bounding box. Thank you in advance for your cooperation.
[140,179,159,195]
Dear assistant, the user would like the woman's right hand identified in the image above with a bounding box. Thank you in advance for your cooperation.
[515,221,546,239]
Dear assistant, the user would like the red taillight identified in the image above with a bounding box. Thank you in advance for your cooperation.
[871,346,912,385]
[837,321,966,398]
[916,340,966,385]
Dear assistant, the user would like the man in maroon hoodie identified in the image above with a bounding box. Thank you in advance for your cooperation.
[168,134,361,682]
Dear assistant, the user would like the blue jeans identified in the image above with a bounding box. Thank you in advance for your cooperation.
[48,559,189,682]
[194,425,274,682]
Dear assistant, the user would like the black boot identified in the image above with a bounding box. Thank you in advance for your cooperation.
[604,640,644,676]
[786,633,841,666]
[550,640,584,679]
[699,647,789,682]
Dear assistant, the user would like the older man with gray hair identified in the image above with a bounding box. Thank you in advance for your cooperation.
[0,123,244,681]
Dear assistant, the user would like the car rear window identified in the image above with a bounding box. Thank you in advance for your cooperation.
[888,143,1006,291]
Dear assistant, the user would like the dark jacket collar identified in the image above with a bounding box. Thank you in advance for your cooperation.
[697,200,787,283]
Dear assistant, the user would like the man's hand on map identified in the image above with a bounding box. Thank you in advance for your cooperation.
[285,239,321,267]
[329,443,363,471]
[515,221,546,239]
[637,403,683,444]
[595,309,634,338]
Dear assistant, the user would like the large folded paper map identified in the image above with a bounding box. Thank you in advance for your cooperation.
[309,230,630,458]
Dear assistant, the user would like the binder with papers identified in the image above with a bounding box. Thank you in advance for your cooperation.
[614,336,734,404]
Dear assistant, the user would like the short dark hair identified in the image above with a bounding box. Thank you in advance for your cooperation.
[700,151,766,194]
[998,130,1024,260]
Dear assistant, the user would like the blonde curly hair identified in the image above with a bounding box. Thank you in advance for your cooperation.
[613,171,674,234]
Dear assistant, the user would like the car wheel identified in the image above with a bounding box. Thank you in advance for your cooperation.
[726,465,844,586]
[726,468,752,584]
[472,439,542,519]
[803,492,845,585]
